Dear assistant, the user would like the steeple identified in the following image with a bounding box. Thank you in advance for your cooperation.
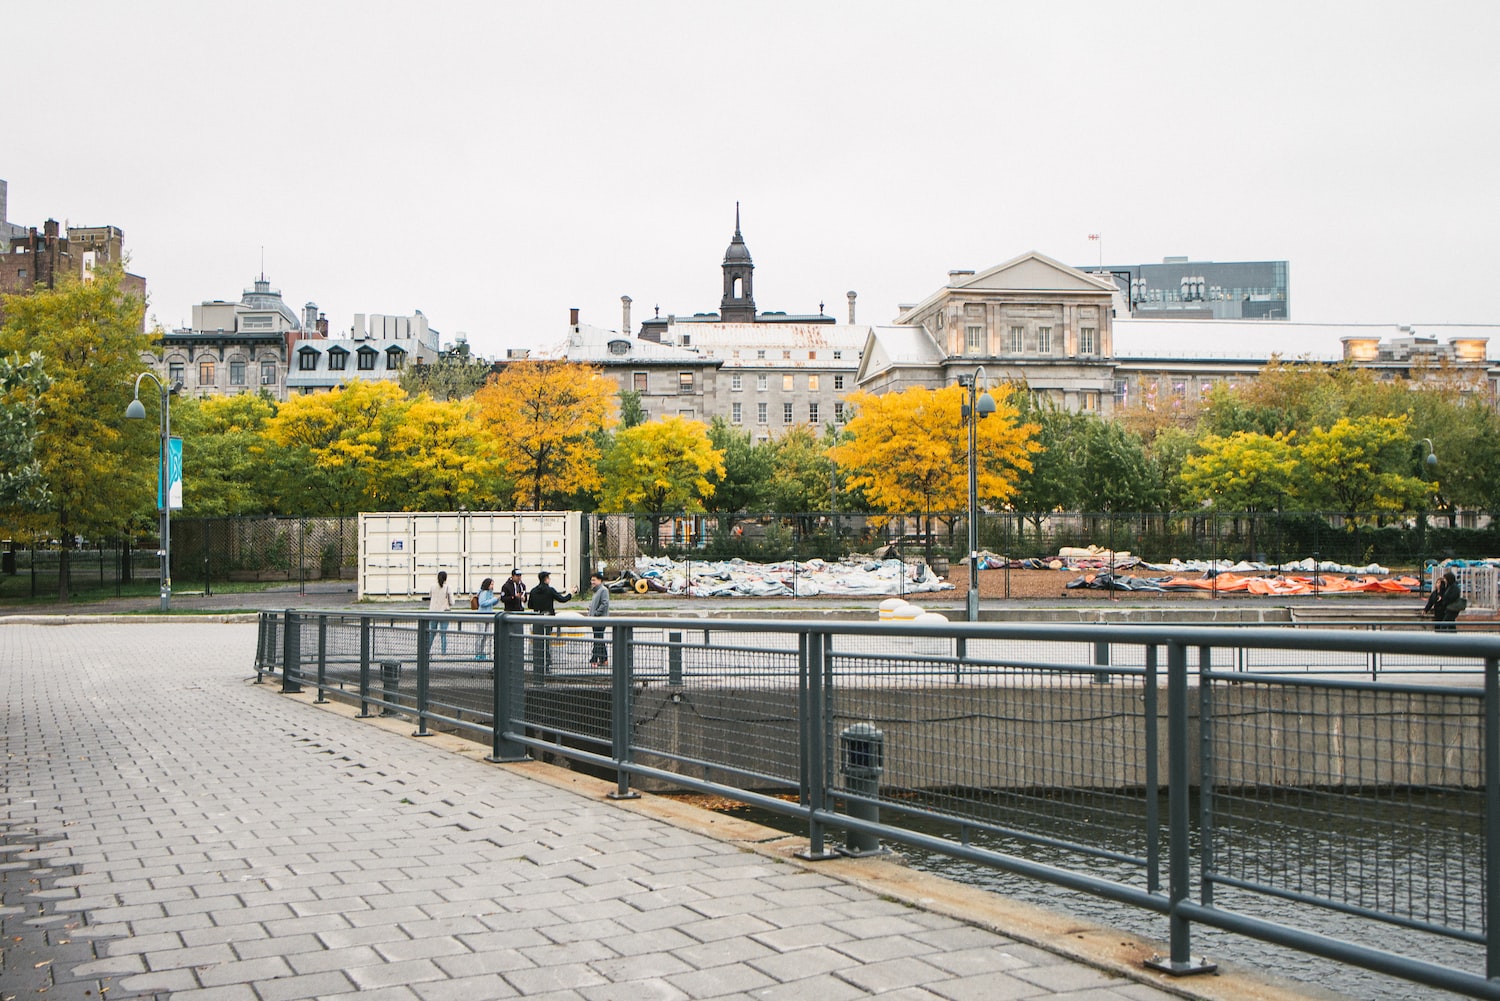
[720,202,756,322]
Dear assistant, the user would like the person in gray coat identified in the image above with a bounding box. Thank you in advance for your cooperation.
[587,571,611,667]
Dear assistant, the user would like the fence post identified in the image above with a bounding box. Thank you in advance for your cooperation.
[1092,639,1111,684]
[608,622,640,800]
[1143,644,1160,894]
[1487,656,1499,980]
[357,617,374,717]
[281,610,302,693]
[668,631,683,687]
[315,615,330,704]
[414,620,432,737]
[796,630,837,860]
[488,614,527,762]
[1146,640,1215,976]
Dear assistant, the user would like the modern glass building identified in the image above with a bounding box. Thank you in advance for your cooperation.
[1084,257,1289,320]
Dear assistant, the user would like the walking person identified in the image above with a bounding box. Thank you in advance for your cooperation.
[427,570,453,654]
[500,568,527,612]
[1424,569,1464,633]
[473,577,498,659]
[587,571,610,668]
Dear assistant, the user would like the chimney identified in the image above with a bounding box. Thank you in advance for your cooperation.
[948,269,975,285]
[0,179,7,225]
[303,302,319,330]
[847,291,857,324]
[44,219,60,238]
[317,312,328,336]
[621,295,632,335]
[569,307,580,327]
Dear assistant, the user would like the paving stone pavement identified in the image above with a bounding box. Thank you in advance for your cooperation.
[1,620,1237,1001]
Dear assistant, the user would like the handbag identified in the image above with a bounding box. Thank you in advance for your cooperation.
[470,595,479,610]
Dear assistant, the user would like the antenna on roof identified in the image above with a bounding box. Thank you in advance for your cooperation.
[735,201,741,233]
[260,246,265,281]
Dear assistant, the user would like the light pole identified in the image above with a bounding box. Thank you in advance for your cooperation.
[1418,438,1438,593]
[961,367,997,622]
[126,372,177,612]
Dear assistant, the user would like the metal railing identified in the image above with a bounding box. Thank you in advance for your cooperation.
[255,610,1500,999]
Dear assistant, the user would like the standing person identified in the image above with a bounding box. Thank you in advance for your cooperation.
[474,577,498,659]
[587,571,610,668]
[500,568,528,612]
[427,570,453,654]
[1424,570,1464,632]
[526,571,573,669]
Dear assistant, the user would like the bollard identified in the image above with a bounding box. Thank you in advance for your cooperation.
[839,722,886,857]
[379,659,401,716]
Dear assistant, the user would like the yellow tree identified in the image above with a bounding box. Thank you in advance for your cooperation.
[380,396,505,510]
[597,416,725,550]
[472,360,616,510]
[829,384,1037,557]
[260,380,411,515]
[172,392,278,516]
[0,267,152,598]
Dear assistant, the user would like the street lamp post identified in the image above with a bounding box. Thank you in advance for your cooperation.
[126,372,176,612]
[1418,438,1438,593]
[961,367,997,622]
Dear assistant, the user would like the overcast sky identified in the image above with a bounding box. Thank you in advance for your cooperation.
[5,1,1496,357]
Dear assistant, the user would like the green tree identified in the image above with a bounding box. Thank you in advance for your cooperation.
[703,416,771,518]
[617,389,646,429]
[398,343,492,400]
[1299,415,1427,522]
[1009,394,1084,537]
[765,426,833,537]
[0,268,152,599]
[1072,416,1161,513]
[0,351,51,511]
[172,392,278,516]
[597,416,725,551]
[1180,431,1300,512]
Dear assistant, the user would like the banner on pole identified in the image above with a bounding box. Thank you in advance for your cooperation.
[160,436,183,511]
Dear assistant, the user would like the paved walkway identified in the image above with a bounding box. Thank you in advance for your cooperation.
[1,621,1316,1001]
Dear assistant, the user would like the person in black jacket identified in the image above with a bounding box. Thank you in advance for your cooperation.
[1424,570,1463,632]
[527,571,573,668]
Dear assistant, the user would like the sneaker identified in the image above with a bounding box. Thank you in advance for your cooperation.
[474,653,487,661]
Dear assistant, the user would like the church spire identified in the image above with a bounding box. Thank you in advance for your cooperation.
[720,203,756,322]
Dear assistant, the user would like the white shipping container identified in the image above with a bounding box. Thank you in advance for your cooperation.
[358,511,583,600]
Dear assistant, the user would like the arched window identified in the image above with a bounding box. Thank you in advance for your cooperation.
[732,277,743,298]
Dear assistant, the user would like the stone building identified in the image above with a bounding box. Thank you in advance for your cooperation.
[284,310,441,395]
[154,276,314,399]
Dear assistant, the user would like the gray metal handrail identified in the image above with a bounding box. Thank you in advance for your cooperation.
[256,608,1500,999]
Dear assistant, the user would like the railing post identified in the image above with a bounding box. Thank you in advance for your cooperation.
[414,619,432,737]
[357,617,374,717]
[314,615,330,703]
[609,622,640,800]
[668,630,683,687]
[1487,655,1499,980]
[1146,639,1216,976]
[1144,644,1160,894]
[280,610,302,693]
[488,614,527,762]
[1092,638,1111,684]
[1197,645,1215,907]
[796,630,837,860]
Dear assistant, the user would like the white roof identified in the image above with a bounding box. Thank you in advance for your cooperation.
[541,323,704,364]
[856,325,945,382]
[1114,318,1498,362]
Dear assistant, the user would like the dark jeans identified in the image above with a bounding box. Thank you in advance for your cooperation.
[591,625,608,665]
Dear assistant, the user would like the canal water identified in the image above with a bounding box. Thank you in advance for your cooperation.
[710,792,1485,1001]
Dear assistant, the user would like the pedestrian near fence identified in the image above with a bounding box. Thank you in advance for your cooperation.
[473,577,498,659]
[1424,570,1464,633]
[588,571,610,667]
[427,571,453,654]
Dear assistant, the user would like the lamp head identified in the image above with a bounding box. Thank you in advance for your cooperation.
[125,397,147,420]
[976,391,997,418]
[1425,451,1438,468]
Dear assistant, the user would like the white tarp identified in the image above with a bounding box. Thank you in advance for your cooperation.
[631,555,953,597]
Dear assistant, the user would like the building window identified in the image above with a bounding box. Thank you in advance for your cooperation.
[1081,391,1098,412]
[834,402,845,422]
[807,351,816,360]
[807,374,819,391]
[261,361,276,385]
[679,371,694,393]
[329,351,347,371]
[386,351,404,370]
[1007,326,1024,352]
[1114,380,1129,401]
[633,371,647,392]
[966,325,984,353]
[1037,326,1052,353]
[358,351,376,370]
[757,402,768,425]
[833,351,842,360]
[808,402,819,424]
[834,375,844,390]
[757,374,768,391]
[783,350,792,359]
[1079,327,1097,354]
[731,374,742,391]
[169,361,184,384]
[678,408,694,418]
[782,374,794,392]
[756,349,766,360]
[299,351,319,371]
[230,360,246,386]
[199,360,215,384]
[732,402,742,424]
[783,402,794,424]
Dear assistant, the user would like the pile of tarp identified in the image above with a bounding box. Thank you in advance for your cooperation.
[628,555,953,597]
[1066,570,1421,595]
[974,545,1142,571]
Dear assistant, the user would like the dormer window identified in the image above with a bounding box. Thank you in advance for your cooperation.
[386,345,406,370]
[297,347,321,371]
[357,347,378,370]
[608,340,631,356]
